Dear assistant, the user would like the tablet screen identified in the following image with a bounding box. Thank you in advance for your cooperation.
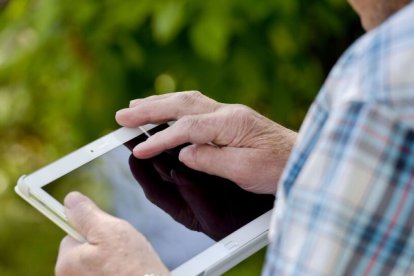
[43,124,275,270]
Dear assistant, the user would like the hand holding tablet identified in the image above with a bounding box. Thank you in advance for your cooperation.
[15,123,277,275]
[56,192,169,276]
[16,91,296,275]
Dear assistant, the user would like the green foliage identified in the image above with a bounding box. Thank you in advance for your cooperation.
[0,0,361,275]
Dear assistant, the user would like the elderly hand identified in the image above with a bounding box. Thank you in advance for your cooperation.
[55,192,169,276]
[116,91,296,194]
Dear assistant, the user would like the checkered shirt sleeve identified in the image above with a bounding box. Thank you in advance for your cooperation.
[263,3,414,275]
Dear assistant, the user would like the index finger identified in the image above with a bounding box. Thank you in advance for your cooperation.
[115,91,222,128]
[132,112,226,158]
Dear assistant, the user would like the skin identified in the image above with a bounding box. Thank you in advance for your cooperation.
[55,192,169,276]
[116,91,296,195]
[56,1,413,274]
[348,0,411,30]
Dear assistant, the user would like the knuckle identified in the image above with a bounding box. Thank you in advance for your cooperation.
[179,115,212,133]
[177,115,203,140]
[144,107,158,122]
[76,202,96,224]
[136,101,160,123]
[179,115,199,129]
[178,91,204,105]
[111,219,134,239]
[230,104,254,117]
[229,105,259,127]
[219,104,256,126]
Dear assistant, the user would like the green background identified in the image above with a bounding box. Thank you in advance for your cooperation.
[0,0,362,275]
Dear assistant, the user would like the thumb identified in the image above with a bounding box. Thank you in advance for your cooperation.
[64,191,107,240]
[178,144,251,186]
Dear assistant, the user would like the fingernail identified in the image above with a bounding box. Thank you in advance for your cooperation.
[64,192,86,209]
[115,108,129,116]
[133,143,146,156]
[129,99,141,107]
[179,146,194,163]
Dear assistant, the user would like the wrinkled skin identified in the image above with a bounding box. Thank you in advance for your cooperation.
[116,91,297,194]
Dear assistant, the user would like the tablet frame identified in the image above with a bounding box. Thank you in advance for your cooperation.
[15,124,272,275]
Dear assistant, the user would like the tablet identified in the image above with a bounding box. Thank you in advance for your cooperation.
[15,123,275,275]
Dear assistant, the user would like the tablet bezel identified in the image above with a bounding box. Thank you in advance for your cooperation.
[15,124,272,275]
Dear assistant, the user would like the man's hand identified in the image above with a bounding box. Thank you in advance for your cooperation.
[116,91,297,194]
[55,192,169,276]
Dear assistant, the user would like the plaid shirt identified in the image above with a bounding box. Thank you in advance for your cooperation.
[263,3,414,275]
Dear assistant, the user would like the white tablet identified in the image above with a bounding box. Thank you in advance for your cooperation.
[15,123,274,275]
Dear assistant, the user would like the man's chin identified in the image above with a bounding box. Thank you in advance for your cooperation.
[361,18,375,32]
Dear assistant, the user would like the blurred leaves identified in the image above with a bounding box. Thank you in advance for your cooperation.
[153,1,185,44]
[0,0,362,275]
